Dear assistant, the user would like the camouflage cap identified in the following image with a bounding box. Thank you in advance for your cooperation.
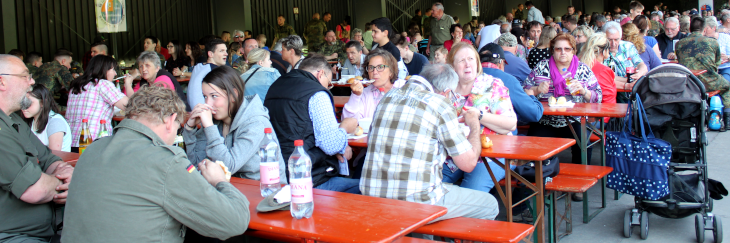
[497,32,518,47]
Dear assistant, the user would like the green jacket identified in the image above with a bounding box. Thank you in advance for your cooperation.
[61,119,250,243]
[33,60,74,98]
[317,40,346,62]
[676,32,727,91]
[305,19,327,52]
[275,23,297,41]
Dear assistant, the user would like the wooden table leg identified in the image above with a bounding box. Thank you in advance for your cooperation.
[536,159,545,243]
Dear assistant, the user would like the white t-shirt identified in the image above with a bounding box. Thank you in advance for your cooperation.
[477,24,502,50]
[33,111,72,152]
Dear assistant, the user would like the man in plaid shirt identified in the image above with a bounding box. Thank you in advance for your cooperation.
[360,64,499,221]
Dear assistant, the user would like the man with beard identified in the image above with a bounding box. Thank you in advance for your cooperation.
[317,30,346,62]
[0,54,75,242]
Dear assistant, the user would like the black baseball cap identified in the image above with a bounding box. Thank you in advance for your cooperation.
[478,43,505,62]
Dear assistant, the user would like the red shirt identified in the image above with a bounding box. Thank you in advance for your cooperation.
[592,61,616,123]
[444,39,474,51]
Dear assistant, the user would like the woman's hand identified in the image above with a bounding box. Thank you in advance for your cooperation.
[188,104,215,129]
[350,79,364,96]
[123,74,135,87]
[536,81,550,95]
[172,68,182,76]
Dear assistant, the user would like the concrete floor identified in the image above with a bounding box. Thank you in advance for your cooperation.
[525,130,730,243]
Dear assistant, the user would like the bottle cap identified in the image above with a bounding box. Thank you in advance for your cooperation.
[100,120,107,124]
[264,128,272,133]
[82,119,88,123]
[294,140,304,146]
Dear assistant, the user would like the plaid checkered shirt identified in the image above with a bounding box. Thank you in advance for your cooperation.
[360,79,472,205]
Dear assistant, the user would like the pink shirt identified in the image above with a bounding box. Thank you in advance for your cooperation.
[67,79,126,146]
[133,75,175,91]
[342,79,406,120]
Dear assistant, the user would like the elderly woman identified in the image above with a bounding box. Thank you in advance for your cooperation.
[128,51,189,110]
[241,48,281,103]
[572,25,594,54]
[443,42,518,194]
[343,48,406,120]
[632,15,663,58]
[579,32,617,122]
[444,24,473,52]
[527,26,558,69]
[622,23,661,70]
[523,33,602,172]
[351,28,370,55]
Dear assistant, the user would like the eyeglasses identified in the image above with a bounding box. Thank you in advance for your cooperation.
[0,73,33,81]
[554,47,574,53]
[366,64,389,72]
[234,35,243,38]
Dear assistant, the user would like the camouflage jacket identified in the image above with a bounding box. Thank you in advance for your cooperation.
[25,63,38,75]
[515,9,525,20]
[676,32,725,89]
[275,24,297,41]
[33,60,74,97]
[231,57,246,75]
[422,16,433,39]
[69,61,83,75]
[648,20,664,37]
[317,40,346,62]
[305,19,327,52]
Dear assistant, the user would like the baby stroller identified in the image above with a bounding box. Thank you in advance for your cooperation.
[622,64,722,242]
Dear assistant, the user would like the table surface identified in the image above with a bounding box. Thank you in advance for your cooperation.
[52,150,80,166]
[176,76,190,82]
[229,178,447,243]
[541,102,628,118]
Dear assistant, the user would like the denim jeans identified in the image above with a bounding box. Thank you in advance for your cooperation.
[720,67,730,82]
[442,158,516,193]
[315,177,361,194]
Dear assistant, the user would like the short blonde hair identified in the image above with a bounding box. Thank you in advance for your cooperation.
[446,42,483,77]
[125,86,186,125]
[241,48,270,73]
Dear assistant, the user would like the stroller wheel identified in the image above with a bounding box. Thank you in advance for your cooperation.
[714,216,723,243]
[697,214,706,243]
[640,211,649,240]
[624,210,633,238]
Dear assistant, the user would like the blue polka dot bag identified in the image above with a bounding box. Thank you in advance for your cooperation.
[606,96,672,200]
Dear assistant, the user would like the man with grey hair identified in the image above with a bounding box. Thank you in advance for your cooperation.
[497,33,531,82]
[703,16,730,82]
[232,30,245,43]
[270,39,291,75]
[280,35,305,72]
[426,2,455,60]
[717,10,730,34]
[656,17,688,59]
[0,54,75,242]
[603,21,648,100]
[361,65,499,223]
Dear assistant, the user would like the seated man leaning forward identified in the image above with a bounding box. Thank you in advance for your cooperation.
[360,64,499,221]
[62,86,250,243]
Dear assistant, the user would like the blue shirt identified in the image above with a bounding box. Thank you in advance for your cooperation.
[503,51,531,84]
[644,36,658,49]
[482,67,543,126]
[308,91,348,155]
[241,64,282,103]
[405,53,429,75]
[639,44,662,70]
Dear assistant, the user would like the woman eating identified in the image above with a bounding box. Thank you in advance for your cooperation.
[66,55,130,151]
[241,48,281,103]
[128,51,189,110]
[343,48,406,120]
[183,66,287,182]
[22,84,72,152]
[444,42,518,193]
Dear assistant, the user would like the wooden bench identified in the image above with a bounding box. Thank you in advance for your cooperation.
[515,125,600,143]
[708,90,721,98]
[413,217,534,243]
[244,230,440,242]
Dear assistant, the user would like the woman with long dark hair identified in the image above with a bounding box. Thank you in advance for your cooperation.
[165,40,190,74]
[66,55,131,149]
[183,66,286,182]
[180,41,202,77]
[22,84,72,151]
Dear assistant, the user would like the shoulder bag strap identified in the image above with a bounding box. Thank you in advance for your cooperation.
[244,68,261,84]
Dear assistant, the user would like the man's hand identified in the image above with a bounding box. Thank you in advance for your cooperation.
[198,159,226,187]
[425,47,430,56]
[462,106,481,129]
[339,118,358,134]
[668,52,677,60]
[52,165,73,204]
[339,146,353,161]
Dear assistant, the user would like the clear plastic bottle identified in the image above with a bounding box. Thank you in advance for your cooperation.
[116,80,121,91]
[288,139,313,219]
[78,119,93,155]
[259,128,282,197]
[95,120,110,141]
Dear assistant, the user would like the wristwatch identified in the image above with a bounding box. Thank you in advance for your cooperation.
[478,110,484,121]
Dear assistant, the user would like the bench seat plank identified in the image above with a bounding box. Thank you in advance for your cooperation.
[413,217,534,243]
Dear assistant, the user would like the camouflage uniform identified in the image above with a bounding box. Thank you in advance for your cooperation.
[317,40,346,63]
[305,19,327,53]
[33,60,74,99]
[25,63,38,75]
[231,57,246,75]
[676,32,730,108]
[648,20,664,37]
[69,61,83,77]
[275,24,297,42]
[515,9,525,20]
[422,16,433,39]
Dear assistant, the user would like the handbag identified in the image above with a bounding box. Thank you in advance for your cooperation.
[605,95,672,200]
[515,156,560,184]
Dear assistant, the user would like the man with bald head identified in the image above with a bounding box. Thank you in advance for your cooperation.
[231,38,260,74]
[0,54,75,242]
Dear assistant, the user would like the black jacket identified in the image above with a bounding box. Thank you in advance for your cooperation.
[656,32,688,59]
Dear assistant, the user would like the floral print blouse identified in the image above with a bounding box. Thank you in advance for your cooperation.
[453,73,517,135]
[523,59,603,128]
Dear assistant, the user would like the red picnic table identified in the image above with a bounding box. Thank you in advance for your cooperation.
[229,178,447,243]
[348,134,576,243]
[52,150,80,166]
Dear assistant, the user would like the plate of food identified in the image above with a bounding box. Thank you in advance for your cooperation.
[547,96,575,108]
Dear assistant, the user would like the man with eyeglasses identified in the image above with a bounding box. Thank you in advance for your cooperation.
[273,15,296,46]
[33,49,75,105]
[497,33,531,84]
[264,55,361,193]
[232,30,245,43]
[655,17,688,59]
[0,54,74,243]
[603,21,648,102]
[361,65,498,227]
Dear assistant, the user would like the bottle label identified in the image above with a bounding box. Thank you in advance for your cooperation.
[290,178,313,204]
[79,146,87,155]
[260,162,280,184]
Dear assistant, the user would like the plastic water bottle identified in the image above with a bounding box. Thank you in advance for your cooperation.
[709,95,724,131]
[96,120,110,141]
[259,128,282,197]
[288,139,313,219]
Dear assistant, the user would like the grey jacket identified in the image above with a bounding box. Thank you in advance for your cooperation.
[342,54,365,76]
[183,94,288,183]
[62,119,250,243]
